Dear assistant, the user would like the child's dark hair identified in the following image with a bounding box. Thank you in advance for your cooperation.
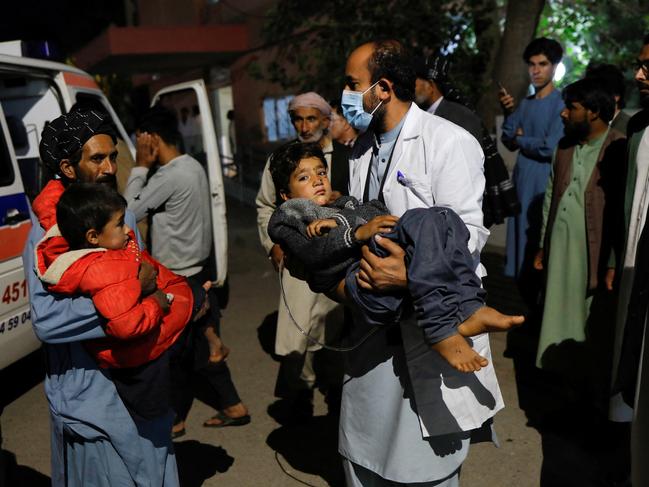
[57,183,127,249]
[269,142,327,196]
[523,37,563,65]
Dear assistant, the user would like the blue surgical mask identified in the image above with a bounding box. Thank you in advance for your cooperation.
[341,81,383,133]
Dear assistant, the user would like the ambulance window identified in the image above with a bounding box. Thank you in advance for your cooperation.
[157,90,206,166]
[0,126,14,187]
[0,74,64,200]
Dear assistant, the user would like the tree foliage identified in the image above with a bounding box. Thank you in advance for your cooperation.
[538,0,649,101]
[258,0,649,115]
[259,0,493,101]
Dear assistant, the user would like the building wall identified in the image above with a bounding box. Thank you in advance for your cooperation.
[132,0,294,184]
[137,0,204,25]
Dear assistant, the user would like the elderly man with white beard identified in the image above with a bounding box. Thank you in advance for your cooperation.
[256,92,351,421]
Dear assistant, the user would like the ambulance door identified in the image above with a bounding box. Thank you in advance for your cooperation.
[0,102,39,370]
[151,80,227,286]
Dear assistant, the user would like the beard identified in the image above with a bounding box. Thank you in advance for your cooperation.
[415,93,432,111]
[366,88,387,133]
[76,171,118,190]
[96,173,118,189]
[369,104,387,134]
[563,119,590,142]
[638,81,649,110]
[297,127,325,143]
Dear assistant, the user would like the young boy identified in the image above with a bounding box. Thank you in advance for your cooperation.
[267,142,524,372]
[33,181,199,419]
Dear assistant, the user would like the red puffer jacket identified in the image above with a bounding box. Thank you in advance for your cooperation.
[33,180,193,368]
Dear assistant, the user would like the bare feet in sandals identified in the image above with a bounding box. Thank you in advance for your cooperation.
[431,334,489,372]
[457,306,525,337]
[203,402,250,427]
[204,324,229,363]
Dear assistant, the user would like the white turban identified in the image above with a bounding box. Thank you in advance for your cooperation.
[288,92,331,117]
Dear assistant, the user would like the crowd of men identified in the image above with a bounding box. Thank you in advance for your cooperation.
[12,31,649,487]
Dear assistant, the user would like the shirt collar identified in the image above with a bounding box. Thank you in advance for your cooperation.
[376,113,407,146]
[427,96,444,115]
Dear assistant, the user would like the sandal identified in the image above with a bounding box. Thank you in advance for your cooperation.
[203,411,251,428]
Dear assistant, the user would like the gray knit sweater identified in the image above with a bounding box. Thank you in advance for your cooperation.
[268,196,388,292]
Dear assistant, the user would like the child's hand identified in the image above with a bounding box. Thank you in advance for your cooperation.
[307,218,338,238]
[138,261,158,296]
[152,289,171,313]
[354,215,398,242]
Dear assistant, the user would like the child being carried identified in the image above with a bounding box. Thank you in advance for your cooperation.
[33,181,204,419]
[267,142,524,372]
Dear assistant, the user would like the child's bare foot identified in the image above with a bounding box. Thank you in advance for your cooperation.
[457,306,524,337]
[204,324,229,363]
[431,333,489,373]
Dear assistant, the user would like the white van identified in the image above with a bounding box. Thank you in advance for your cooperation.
[0,44,228,370]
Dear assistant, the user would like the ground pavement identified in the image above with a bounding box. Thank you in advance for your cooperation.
[1,195,559,486]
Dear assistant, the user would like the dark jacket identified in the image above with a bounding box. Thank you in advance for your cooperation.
[543,128,626,291]
[329,140,351,195]
[434,98,520,227]
[614,109,649,406]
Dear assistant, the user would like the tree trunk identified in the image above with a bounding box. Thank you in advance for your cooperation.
[477,0,546,132]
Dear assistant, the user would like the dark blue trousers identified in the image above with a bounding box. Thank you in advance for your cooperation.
[345,206,485,344]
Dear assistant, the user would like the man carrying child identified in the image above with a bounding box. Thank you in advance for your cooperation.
[23,109,180,486]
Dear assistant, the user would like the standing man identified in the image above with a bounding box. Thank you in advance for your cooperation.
[340,39,501,486]
[256,92,349,420]
[414,54,520,227]
[500,38,565,298]
[533,78,624,384]
[125,106,249,436]
[23,109,178,486]
[610,34,649,486]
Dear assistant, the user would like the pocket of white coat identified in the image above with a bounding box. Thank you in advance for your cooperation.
[404,180,434,206]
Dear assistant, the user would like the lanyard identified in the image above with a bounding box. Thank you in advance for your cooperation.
[363,128,403,203]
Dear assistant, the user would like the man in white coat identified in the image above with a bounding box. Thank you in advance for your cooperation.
[338,40,502,486]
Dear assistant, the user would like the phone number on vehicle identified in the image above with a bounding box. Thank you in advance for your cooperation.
[0,309,31,334]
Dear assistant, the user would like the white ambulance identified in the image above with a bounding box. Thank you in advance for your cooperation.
[0,42,228,370]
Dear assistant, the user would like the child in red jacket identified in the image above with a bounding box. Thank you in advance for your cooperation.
[33,181,196,420]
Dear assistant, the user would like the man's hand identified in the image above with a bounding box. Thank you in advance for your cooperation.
[354,215,399,242]
[269,244,284,273]
[151,289,171,313]
[356,235,407,292]
[138,261,158,296]
[515,127,524,137]
[307,218,338,238]
[498,89,515,114]
[605,267,615,291]
[533,249,544,271]
[136,132,159,169]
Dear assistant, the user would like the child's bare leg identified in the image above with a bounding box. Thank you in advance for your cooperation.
[457,306,525,337]
[204,323,229,363]
[431,334,489,373]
